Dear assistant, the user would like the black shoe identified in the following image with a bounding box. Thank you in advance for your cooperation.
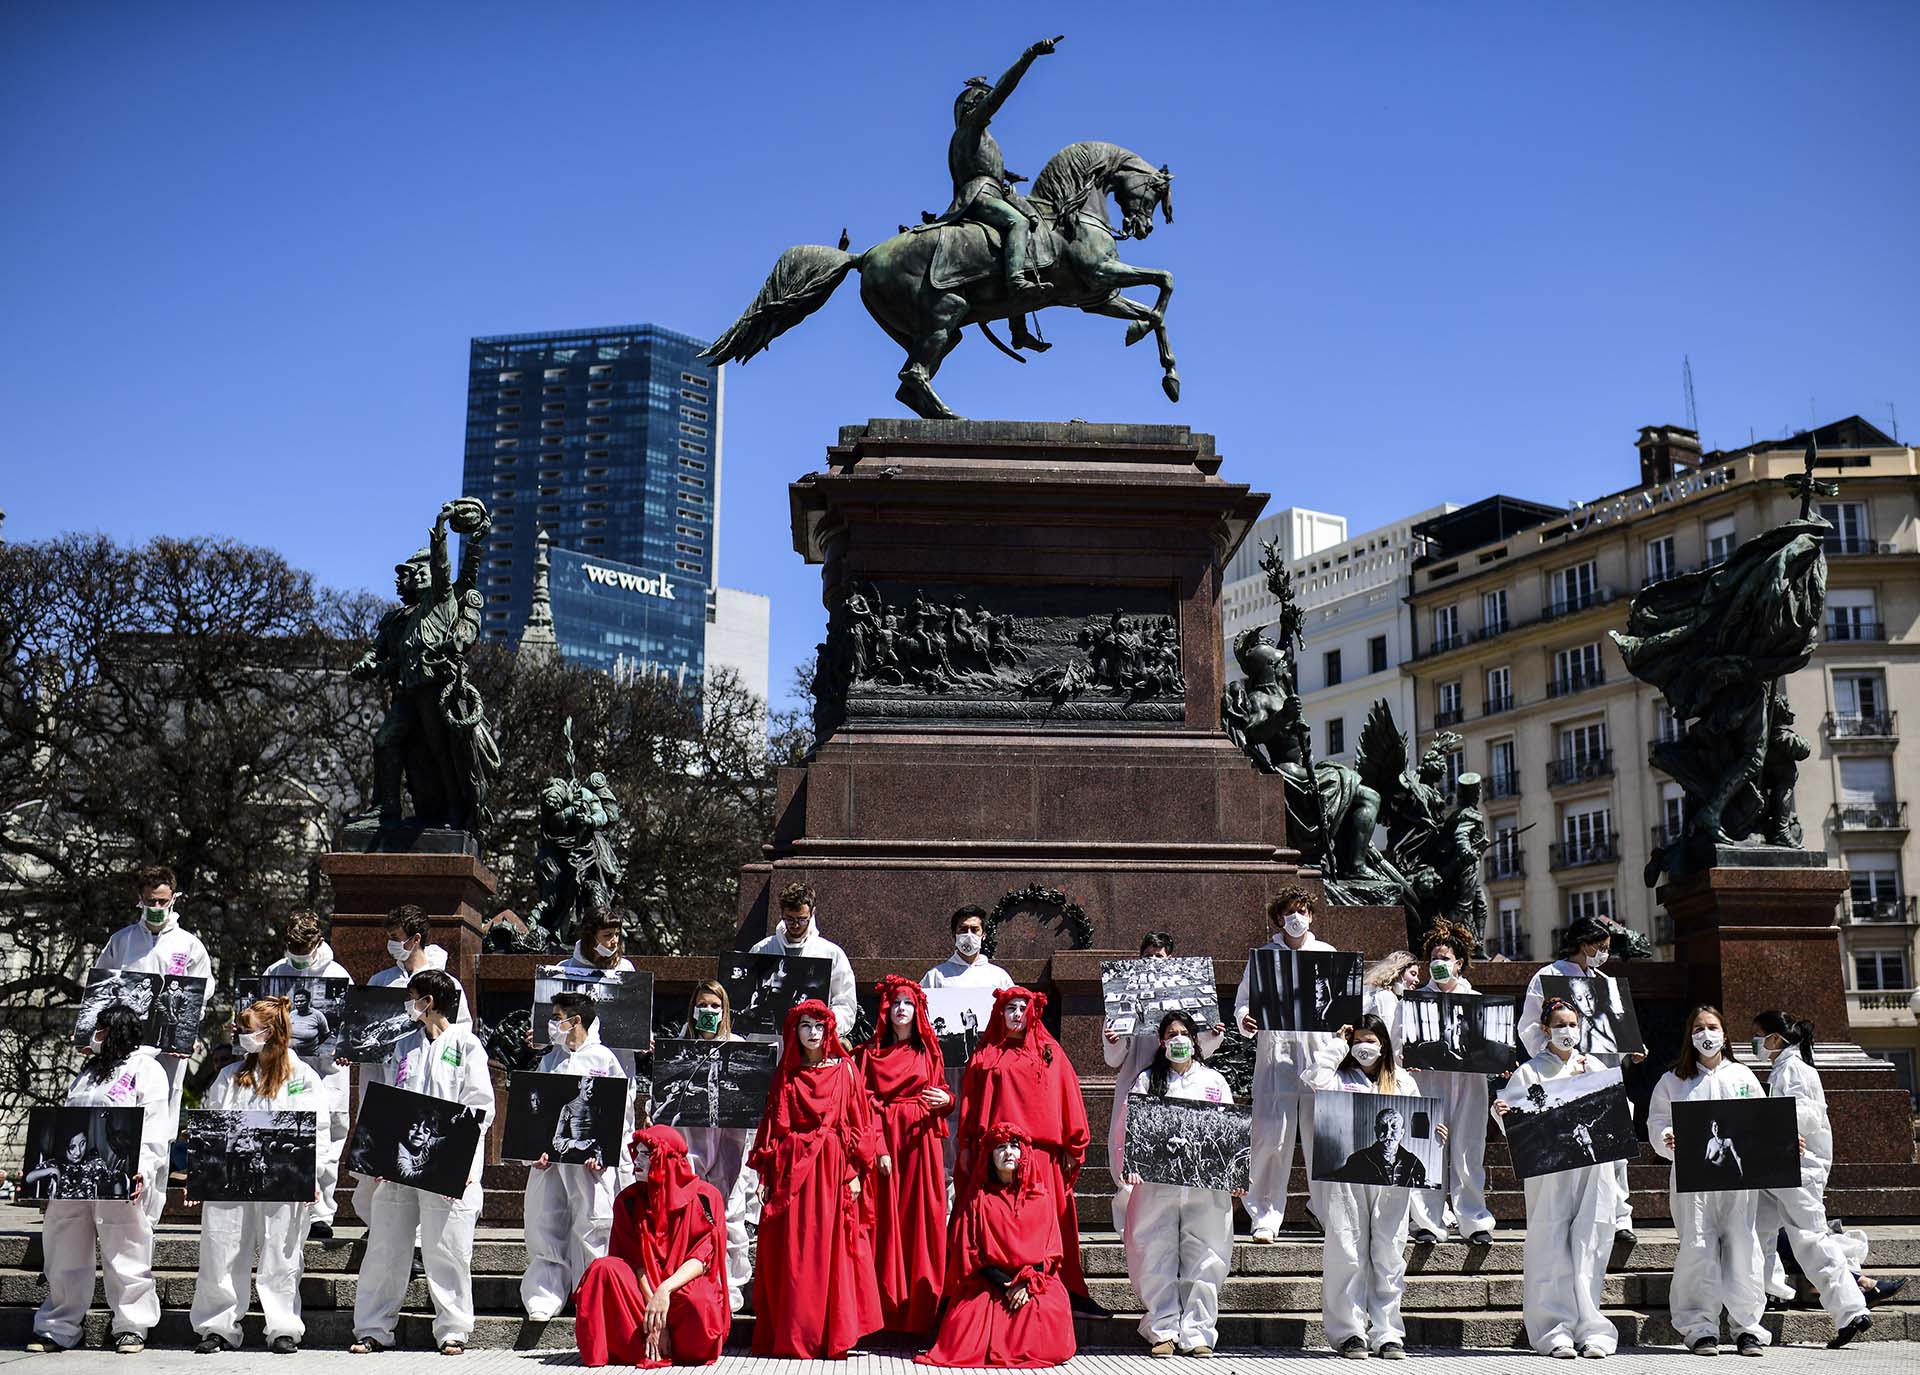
[1339,1335,1369,1359]
[25,1335,62,1354]
[1827,1315,1870,1350]
[268,1337,298,1356]
[1068,1290,1109,1317]
[196,1333,234,1355]
[1614,1228,1637,1248]
[410,1248,424,1278]
[1467,1230,1494,1247]
[1735,1334,1763,1357]
[1376,1342,1405,1360]
[308,1221,334,1240]
[1690,1337,1719,1356]
[1410,1229,1441,1245]
[1864,1276,1908,1308]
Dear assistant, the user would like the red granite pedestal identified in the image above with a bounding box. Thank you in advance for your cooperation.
[318,851,495,996]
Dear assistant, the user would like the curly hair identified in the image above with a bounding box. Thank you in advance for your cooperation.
[1421,922,1475,969]
[777,881,817,913]
[1266,886,1315,921]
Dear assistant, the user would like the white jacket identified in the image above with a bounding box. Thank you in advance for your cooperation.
[748,921,857,1035]
[1648,1058,1764,1162]
[64,1046,173,1191]
[536,1024,627,1080]
[1233,934,1339,1095]
[1520,959,1613,1060]
[370,944,473,1027]
[1130,1061,1233,1105]
[1305,1035,1426,1098]
[1763,1045,1831,1184]
[921,954,1014,989]
[376,1022,496,1188]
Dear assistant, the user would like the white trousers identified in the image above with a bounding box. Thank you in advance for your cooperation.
[35,1198,159,1346]
[1669,1181,1768,1345]
[313,1111,349,1225]
[685,1125,756,1311]
[1246,1091,1322,1233]
[191,1200,310,1344]
[1757,1181,1867,1325]
[1128,1183,1233,1350]
[1321,1182,1410,1351]
[1408,1075,1493,1238]
[1520,1166,1617,1354]
[1610,1157,1633,1229]
[521,1163,616,1317]
[354,1179,479,1347]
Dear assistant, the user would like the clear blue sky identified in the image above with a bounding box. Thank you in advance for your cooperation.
[6,2,1916,709]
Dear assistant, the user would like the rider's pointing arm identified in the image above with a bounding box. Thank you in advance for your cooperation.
[974,35,1062,125]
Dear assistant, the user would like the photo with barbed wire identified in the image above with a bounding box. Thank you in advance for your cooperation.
[1122,1094,1251,1192]
[532,966,654,1051]
[502,1070,628,1165]
[1496,1066,1637,1180]
[236,975,351,1062]
[334,986,415,1062]
[185,1109,317,1203]
[346,1082,483,1199]
[1101,957,1220,1037]
[21,1106,140,1200]
[718,953,832,1039]
[650,1039,779,1129]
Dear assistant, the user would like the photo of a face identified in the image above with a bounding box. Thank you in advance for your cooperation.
[345,1082,481,1199]
[1672,1095,1800,1194]
[1309,1089,1444,1190]
[21,1106,140,1200]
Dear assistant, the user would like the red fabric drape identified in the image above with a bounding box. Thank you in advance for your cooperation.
[750,1000,885,1358]
[955,986,1090,1296]
[859,977,952,1334]
[575,1125,730,1368]
[918,1123,1076,1368]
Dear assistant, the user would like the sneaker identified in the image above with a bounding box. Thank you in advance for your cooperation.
[1249,1224,1278,1244]
[1468,1230,1494,1247]
[195,1333,234,1354]
[1550,1346,1577,1360]
[308,1221,334,1241]
[268,1337,298,1356]
[1690,1337,1719,1356]
[1182,1346,1214,1358]
[1340,1336,1369,1359]
[1735,1334,1763,1357]
[1579,1345,1608,1359]
[1149,1341,1178,1358]
[1827,1315,1870,1350]
[1410,1229,1441,1245]
[114,1333,146,1355]
[25,1335,63,1354]
[1377,1342,1406,1360]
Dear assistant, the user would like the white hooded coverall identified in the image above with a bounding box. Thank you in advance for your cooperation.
[1502,1048,1621,1355]
[1305,1039,1426,1353]
[1105,1019,1225,1232]
[678,1023,758,1313]
[33,1048,172,1348]
[190,1056,325,1346]
[92,914,212,1127]
[520,1025,626,1318]
[352,1021,495,1349]
[1757,1044,1867,1326]
[922,951,1013,1188]
[1406,975,1495,1241]
[262,942,354,1227]
[1648,1059,1770,1348]
[1124,1062,1236,1351]
[1232,934,1337,1234]
[1521,959,1633,1233]
[747,919,859,1036]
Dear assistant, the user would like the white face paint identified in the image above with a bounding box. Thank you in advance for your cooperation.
[889,999,917,1027]
[1691,1028,1724,1056]
[1349,1040,1382,1068]
[797,1017,826,1050]
[1003,999,1029,1031]
[991,1140,1023,1173]
[1549,1025,1581,1051]
[1282,912,1311,940]
[631,1145,651,1177]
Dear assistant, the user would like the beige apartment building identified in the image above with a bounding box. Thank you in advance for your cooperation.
[1403,417,1920,1093]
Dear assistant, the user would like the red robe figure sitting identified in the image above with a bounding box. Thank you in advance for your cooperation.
[917,1122,1077,1368]
[750,999,885,1358]
[574,1124,730,1367]
[858,976,955,1334]
[957,985,1091,1297]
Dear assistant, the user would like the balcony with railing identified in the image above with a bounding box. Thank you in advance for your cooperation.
[1550,833,1620,870]
[1486,848,1526,882]
[1483,693,1514,717]
[1825,712,1897,743]
[1823,536,1895,556]
[1486,770,1521,801]
[1487,930,1533,961]
[1540,586,1619,622]
[1651,823,1681,849]
[1547,668,1606,698]
[1435,707,1465,729]
[1845,988,1918,1027]
[1844,895,1917,926]
[1825,619,1887,643]
[1548,752,1613,787]
[1831,801,1909,833]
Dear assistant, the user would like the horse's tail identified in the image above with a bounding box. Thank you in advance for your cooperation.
[700,244,861,366]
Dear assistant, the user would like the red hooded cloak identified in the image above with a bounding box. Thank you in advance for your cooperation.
[917,1122,1076,1368]
[749,999,885,1358]
[574,1124,730,1367]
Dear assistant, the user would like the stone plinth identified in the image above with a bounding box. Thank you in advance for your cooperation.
[319,852,497,996]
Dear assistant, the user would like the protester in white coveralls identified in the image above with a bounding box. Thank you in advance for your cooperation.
[262,908,353,1240]
[1750,1010,1872,1348]
[1648,1004,1770,1358]
[679,979,758,1312]
[521,992,627,1321]
[549,910,642,1183]
[1407,926,1496,1247]
[190,995,325,1354]
[1305,1014,1446,1360]
[1121,1010,1241,1358]
[91,863,211,1127]
[1494,996,1621,1359]
[350,968,494,1356]
[1520,915,1644,1246]
[922,903,1014,1187]
[747,881,857,1048]
[26,1004,171,1355]
[1233,886,1337,1240]
[1104,931,1224,1232]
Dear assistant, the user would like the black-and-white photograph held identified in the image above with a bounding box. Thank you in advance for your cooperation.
[73,970,205,1055]
[719,953,831,1039]
[1395,990,1521,1074]
[1309,1090,1444,1189]
[346,1082,484,1199]
[236,975,350,1062]
[1121,1093,1251,1193]
[1101,957,1220,1037]
[502,1071,628,1165]
[1497,1066,1638,1180]
[532,966,654,1051]
[1672,1095,1802,1194]
[21,1106,140,1200]
[334,986,415,1062]
[1535,974,1645,1057]
[185,1109,317,1203]
[650,1039,779,1129]
[1244,948,1363,1033]
[924,986,997,1067]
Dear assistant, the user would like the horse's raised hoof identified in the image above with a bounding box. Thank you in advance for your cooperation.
[1162,369,1181,403]
[1124,321,1152,347]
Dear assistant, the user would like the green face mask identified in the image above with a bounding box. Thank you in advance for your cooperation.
[1165,1036,1194,1063]
[141,905,169,927]
[692,1006,723,1035]
[1429,959,1454,982]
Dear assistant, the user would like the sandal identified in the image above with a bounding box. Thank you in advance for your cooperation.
[438,1341,466,1357]
[348,1338,386,1355]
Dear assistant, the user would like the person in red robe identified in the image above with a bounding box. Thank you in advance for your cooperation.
[918,1122,1077,1368]
[574,1124,730,1368]
[956,985,1092,1299]
[858,976,954,1334]
[750,998,885,1358]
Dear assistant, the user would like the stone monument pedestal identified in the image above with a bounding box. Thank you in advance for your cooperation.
[320,851,496,998]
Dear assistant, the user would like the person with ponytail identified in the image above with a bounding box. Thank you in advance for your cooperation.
[916,1122,1075,1368]
[1493,997,1620,1358]
[680,980,755,1313]
[1648,1004,1768,1357]
[1121,1011,1239,1357]
[26,1003,171,1355]
[859,977,953,1335]
[190,995,325,1354]
[749,999,883,1358]
[575,1125,730,1367]
[1750,1011,1871,1347]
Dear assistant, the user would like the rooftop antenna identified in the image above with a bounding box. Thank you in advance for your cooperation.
[1683,356,1698,435]
[1889,402,1900,443]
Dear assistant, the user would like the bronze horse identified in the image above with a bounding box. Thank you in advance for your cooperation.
[701,141,1176,419]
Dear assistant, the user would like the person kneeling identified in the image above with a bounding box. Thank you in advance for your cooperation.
[575,1126,730,1367]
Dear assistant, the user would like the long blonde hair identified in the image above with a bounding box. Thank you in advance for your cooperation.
[236,995,296,1099]
[688,979,732,1039]
[1365,950,1418,990]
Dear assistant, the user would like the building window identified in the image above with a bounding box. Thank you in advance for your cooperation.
[1827,590,1881,642]
[680,372,709,388]
[1487,739,1518,799]
[1854,949,1909,991]
[1559,720,1608,766]
[1482,588,1509,636]
[1368,635,1388,674]
[1819,501,1870,554]
[1834,672,1887,730]
[1444,749,1466,792]
[1485,665,1512,715]
[1433,605,1461,650]
[1327,717,1345,756]
[1559,804,1615,865]
[1436,680,1463,727]
[1645,535,1677,584]
[1552,642,1603,695]
[1706,516,1736,566]
[1849,854,1902,919]
[1566,888,1614,923]
[1550,561,1598,615]
[1657,785,1685,847]
[1839,757,1895,806]
[1496,901,1526,959]
[1324,649,1342,687]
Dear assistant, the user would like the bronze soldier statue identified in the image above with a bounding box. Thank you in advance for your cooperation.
[938,37,1063,301]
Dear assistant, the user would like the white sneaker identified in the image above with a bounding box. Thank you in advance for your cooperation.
[1250,1224,1278,1244]
[525,1305,559,1323]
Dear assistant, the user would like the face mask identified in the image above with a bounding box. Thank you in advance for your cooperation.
[797,1019,826,1049]
[991,1143,1022,1173]
[89,1032,107,1054]
[237,1030,268,1053]
[406,999,428,1022]
[141,904,169,927]
[387,938,412,965]
[1550,1026,1581,1051]
[1165,1035,1194,1063]
[593,941,618,960]
[1429,960,1454,982]
[1752,1035,1773,1060]
[1692,1029,1724,1056]
[1003,1000,1029,1031]
[889,1000,917,1027]
[692,1006,723,1035]
[1585,948,1609,970]
[287,952,312,970]
[547,1019,571,1045]
[1349,1041,1382,1068]
[1282,913,1311,940]
[954,932,982,958]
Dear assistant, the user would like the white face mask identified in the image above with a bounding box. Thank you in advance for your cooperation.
[1003,999,1029,1031]
[593,941,618,960]
[1429,959,1454,983]
[1165,1035,1194,1063]
[991,1142,1022,1173]
[797,1018,826,1050]
[406,998,428,1022]
[237,1029,268,1053]
[1584,948,1609,970]
[547,1019,571,1045]
[387,938,413,965]
[1550,1026,1581,1051]
[1349,1041,1382,1068]
[287,951,312,970]
[1282,912,1311,940]
[89,1032,107,1054]
[954,931,982,958]
[1752,1034,1774,1061]
[889,1000,917,1027]
[1692,1028,1724,1056]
